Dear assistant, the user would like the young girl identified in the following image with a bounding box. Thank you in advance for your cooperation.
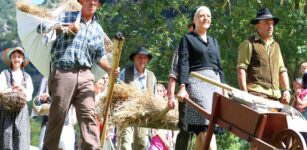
[0,47,33,149]
[293,62,307,145]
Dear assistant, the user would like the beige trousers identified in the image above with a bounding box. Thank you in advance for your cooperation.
[120,127,148,150]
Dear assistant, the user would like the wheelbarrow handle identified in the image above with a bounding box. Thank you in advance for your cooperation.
[184,97,212,121]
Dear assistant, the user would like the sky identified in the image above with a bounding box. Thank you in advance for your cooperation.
[31,0,45,5]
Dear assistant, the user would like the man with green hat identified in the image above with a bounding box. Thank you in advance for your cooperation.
[237,8,291,104]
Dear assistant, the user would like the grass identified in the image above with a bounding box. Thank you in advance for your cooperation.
[30,118,42,147]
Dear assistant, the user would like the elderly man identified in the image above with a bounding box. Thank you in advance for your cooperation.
[119,47,157,150]
[237,8,291,104]
[40,0,119,149]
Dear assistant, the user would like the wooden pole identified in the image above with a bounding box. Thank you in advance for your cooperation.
[190,71,284,109]
[100,33,124,148]
[190,72,234,91]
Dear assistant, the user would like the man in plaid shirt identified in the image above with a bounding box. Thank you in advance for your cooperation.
[40,0,119,149]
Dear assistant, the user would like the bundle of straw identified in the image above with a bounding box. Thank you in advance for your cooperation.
[16,1,114,53]
[16,1,82,19]
[96,83,178,130]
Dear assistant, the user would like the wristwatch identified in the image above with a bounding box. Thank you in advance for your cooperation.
[283,89,292,94]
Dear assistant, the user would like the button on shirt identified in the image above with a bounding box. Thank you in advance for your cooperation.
[119,66,147,90]
[51,11,105,70]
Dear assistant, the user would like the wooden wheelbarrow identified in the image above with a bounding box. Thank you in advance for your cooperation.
[182,72,307,150]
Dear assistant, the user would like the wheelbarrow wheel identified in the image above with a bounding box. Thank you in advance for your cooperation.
[273,129,306,150]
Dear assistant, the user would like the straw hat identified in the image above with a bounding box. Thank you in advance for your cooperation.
[3,47,30,67]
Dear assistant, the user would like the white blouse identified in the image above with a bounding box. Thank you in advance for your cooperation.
[0,69,34,101]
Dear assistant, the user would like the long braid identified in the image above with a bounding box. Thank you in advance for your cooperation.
[9,69,14,87]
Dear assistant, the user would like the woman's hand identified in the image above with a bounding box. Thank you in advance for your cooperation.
[167,96,176,109]
[176,84,189,102]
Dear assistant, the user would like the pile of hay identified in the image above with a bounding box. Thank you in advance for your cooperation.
[96,83,178,130]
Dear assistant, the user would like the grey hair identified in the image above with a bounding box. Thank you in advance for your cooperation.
[193,6,211,22]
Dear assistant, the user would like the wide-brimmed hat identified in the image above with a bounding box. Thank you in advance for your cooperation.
[250,8,279,25]
[129,47,153,61]
[3,47,30,67]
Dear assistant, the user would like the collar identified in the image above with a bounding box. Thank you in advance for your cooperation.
[80,12,99,24]
[191,32,210,44]
[254,32,275,46]
[133,66,147,78]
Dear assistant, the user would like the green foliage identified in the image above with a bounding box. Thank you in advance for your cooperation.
[98,0,306,87]
[217,131,250,150]
[0,0,306,148]
[97,0,306,148]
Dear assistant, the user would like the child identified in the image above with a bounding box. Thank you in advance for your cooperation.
[293,62,307,115]
[293,62,307,145]
[0,47,33,149]
[297,73,307,119]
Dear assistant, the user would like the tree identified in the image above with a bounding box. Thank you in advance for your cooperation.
[97,0,306,148]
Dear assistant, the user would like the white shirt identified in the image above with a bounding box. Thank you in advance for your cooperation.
[0,69,34,101]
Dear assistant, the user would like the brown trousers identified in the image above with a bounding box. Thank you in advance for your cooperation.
[43,69,100,150]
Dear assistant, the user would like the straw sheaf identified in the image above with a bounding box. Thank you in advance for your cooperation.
[16,1,113,52]
[16,1,82,19]
[97,83,178,130]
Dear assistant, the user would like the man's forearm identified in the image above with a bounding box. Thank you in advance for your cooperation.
[237,68,247,91]
[98,57,111,74]
[279,71,290,90]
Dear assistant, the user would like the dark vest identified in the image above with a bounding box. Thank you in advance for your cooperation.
[247,36,280,89]
[124,66,155,94]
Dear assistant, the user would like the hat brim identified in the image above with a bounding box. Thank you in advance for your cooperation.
[129,52,153,61]
[250,17,279,25]
[3,48,30,67]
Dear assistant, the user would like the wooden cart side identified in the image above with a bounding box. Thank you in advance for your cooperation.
[204,93,278,150]
[259,113,288,144]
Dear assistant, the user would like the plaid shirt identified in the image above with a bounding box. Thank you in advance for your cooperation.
[51,11,105,70]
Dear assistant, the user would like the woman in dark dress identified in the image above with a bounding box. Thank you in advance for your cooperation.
[176,6,225,150]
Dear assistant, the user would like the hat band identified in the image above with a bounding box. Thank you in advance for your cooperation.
[257,14,274,18]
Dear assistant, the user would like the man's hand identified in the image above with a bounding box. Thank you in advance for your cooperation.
[281,90,291,104]
[68,21,80,34]
[107,66,120,77]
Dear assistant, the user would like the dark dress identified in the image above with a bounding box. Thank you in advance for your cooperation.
[178,32,224,134]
